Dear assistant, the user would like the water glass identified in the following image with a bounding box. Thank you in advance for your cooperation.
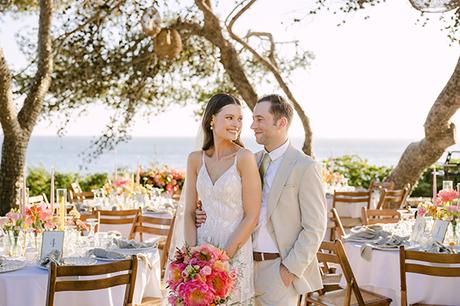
[443,180,454,190]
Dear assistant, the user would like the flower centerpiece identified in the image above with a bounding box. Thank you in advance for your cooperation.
[167,244,237,306]
[24,202,54,234]
[2,209,25,256]
[141,166,185,196]
[418,189,460,244]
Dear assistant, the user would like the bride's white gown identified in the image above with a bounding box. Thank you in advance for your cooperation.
[196,152,255,304]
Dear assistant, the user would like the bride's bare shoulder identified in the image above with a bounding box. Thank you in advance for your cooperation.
[187,150,203,165]
[236,148,256,163]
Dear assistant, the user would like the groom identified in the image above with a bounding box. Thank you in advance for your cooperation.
[197,94,327,305]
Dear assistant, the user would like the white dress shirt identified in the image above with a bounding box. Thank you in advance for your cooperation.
[253,140,290,253]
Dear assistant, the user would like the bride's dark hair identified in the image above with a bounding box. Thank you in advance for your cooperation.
[202,93,244,151]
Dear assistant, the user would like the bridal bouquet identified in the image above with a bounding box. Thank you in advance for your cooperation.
[167,244,237,306]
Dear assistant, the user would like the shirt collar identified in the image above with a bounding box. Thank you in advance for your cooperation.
[264,140,290,162]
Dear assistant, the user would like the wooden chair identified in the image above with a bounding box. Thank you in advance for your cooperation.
[399,246,460,306]
[304,240,392,306]
[46,256,138,306]
[361,207,401,225]
[97,208,141,237]
[69,182,94,203]
[368,180,395,192]
[28,194,47,205]
[129,213,176,275]
[332,191,371,230]
[79,211,101,233]
[376,184,410,209]
[329,208,346,241]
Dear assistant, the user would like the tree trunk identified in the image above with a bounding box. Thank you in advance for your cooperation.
[0,135,28,215]
[387,54,460,189]
[0,0,53,214]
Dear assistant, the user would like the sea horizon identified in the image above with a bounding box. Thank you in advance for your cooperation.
[1,135,457,173]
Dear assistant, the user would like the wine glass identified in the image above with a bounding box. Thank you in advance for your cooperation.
[85,218,99,243]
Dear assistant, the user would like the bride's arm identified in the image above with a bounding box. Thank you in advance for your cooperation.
[224,149,261,257]
[184,151,200,247]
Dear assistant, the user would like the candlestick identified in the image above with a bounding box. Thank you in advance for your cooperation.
[433,166,437,199]
[136,162,140,185]
[56,188,66,231]
[50,167,55,214]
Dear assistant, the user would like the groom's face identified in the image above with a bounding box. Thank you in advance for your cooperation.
[251,102,279,147]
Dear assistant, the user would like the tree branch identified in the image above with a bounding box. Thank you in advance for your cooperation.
[17,0,53,135]
[0,48,20,136]
[226,0,313,154]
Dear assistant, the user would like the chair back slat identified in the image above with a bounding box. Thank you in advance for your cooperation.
[405,264,460,277]
[317,252,341,264]
[369,180,395,192]
[98,209,140,225]
[333,191,371,209]
[405,250,460,263]
[46,256,138,306]
[361,207,401,225]
[55,274,131,292]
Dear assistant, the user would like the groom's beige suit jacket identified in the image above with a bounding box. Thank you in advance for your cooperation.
[255,144,327,294]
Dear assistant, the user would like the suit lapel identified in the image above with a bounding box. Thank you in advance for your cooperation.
[267,145,297,218]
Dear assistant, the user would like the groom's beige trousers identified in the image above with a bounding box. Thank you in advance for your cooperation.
[254,258,299,306]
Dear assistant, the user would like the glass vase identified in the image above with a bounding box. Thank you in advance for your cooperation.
[449,219,459,245]
[6,230,22,257]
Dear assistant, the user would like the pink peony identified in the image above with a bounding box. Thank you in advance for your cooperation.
[178,279,215,306]
[199,265,212,277]
[417,206,426,217]
[437,189,459,204]
[168,262,186,291]
[206,270,235,299]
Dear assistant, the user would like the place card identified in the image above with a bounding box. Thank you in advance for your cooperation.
[410,216,426,243]
[431,220,449,243]
[40,231,64,259]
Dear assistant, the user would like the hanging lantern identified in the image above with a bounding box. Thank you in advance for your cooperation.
[154,28,183,60]
[408,0,460,12]
[141,7,162,37]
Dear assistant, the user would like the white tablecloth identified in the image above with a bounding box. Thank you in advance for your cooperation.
[342,242,460,306]
[0,248,162,306]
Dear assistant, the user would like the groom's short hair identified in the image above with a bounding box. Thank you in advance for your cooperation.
[257,94,293,127]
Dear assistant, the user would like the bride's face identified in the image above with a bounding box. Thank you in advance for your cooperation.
[211,104,243,142]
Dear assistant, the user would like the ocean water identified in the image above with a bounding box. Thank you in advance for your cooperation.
[0,136,453,173]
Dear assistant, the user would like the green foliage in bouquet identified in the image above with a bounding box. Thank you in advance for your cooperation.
[323,155,392,188]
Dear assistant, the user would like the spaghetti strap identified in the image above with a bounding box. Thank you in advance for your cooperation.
[233,148,244,166]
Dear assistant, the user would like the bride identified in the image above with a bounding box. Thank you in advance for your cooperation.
[183,93,261,304]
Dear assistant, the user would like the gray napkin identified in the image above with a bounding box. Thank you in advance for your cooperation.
[373,235,408,248]
[87,248,126,259]
[38,249,63,268]
[112,238,156,249]
[346,225,390,241]
[425,241,456,254]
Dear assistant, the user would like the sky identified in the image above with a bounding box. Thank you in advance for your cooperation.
[1,0,460,140]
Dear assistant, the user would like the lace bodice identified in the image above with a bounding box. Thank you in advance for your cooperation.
[196,151,255,304]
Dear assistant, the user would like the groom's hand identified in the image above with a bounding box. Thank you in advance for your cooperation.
[195,200,207,228]
[279,263,295,287]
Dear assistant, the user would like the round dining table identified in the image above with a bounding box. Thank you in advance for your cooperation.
[0,246,162,306]
[342,241,460,306]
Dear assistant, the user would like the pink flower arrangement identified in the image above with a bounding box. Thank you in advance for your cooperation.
[141,166,185,196]
[167,244,237,306]
[418,188,460,221]
[24,202,54,233]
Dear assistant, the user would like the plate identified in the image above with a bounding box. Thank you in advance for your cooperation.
[344,236,382,244]
[109,246,157,256]
[94,256,126,262]
[368,243,419,251]
[63,257,97,266]
[0,259,26,273]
